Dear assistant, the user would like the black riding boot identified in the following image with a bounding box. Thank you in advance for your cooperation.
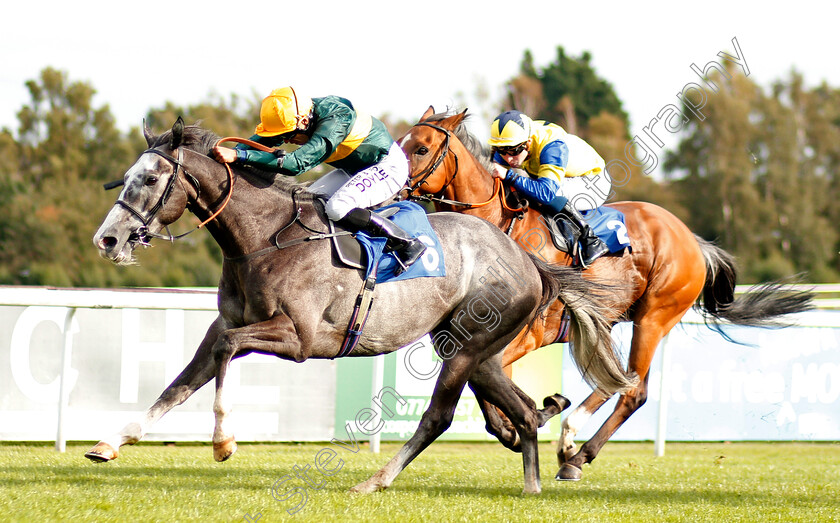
[546,196,609,267]
[339,208,427,274]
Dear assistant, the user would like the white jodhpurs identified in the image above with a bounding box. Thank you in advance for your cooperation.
[324,142,408,221]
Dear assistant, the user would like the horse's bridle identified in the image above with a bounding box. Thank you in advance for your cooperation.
[114,146,231,245]
[404,122,528,231]
[404,122,460,201]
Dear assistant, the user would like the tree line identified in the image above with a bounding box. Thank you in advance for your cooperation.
[1,53,838,288]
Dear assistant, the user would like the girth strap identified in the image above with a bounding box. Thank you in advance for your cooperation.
[335,264,379,358]
[553,308,572,345]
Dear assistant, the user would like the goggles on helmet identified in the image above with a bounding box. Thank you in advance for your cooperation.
[493,142,529,156]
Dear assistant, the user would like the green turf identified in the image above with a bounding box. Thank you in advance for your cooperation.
[1,441,838,522]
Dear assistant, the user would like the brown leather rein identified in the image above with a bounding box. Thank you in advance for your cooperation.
[404,123,527,230]
[105,137,269,244]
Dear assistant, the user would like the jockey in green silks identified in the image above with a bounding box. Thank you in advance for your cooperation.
[213,86,426,272]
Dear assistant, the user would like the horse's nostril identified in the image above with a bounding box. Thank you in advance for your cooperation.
[99,236,118,251]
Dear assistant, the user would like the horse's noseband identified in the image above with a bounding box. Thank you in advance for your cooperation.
[406,122,458,199]
[117,147,201,245]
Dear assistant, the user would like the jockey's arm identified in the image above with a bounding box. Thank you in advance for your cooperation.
[503,167,563,205]
[217,98,355,175]
[275,101,355,175]
[493,138,568,205]
[222,131,334,175]
[210,134,287,171]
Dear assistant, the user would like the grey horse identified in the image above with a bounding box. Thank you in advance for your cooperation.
[88,119,630,494]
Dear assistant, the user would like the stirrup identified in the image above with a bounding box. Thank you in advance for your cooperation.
[393,256,410,275]
[577,238,609,268]
[392,239,427,275]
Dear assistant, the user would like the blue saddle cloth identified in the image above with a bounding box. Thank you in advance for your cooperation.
[581,206,632,253]
[355,201,446,283]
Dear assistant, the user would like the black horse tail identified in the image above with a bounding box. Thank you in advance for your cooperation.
[527,253,639,396]
[694,235,815,337]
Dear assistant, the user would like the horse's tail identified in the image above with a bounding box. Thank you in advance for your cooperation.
[528,254,638,396]
[694,235,815,335]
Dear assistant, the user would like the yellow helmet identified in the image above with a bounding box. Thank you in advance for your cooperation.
[488,110,532,148]
[254,87,314,137]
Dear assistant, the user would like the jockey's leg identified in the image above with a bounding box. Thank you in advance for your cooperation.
[325,145,426,273]
[545,195,608,267]
[338,208,427,273]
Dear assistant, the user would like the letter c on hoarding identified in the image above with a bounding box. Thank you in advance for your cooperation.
[9,307,79,403]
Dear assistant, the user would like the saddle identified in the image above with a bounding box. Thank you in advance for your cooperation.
[307,169,387,270]
[326,206,399,270]
[506,186,602,264]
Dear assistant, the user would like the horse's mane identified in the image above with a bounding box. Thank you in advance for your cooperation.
[423,110,496,173]
[150,124,316,202]
[150,124,220,155]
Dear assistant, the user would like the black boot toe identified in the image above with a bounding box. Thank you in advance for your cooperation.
[398,239,427,270]
[581,240,609,266]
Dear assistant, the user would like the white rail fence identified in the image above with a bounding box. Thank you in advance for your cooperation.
[1,285,838,454]
[0,286,337,451]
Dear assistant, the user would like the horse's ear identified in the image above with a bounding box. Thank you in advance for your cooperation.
[170,116,185,149]
[421,106,435,122]
[441,109,467,130]
[143,119,155,147]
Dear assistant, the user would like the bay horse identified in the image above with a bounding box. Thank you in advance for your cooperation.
[398,107,814,481]
[87,118,628,495]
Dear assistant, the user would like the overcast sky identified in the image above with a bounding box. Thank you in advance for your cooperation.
[2,0,838,144]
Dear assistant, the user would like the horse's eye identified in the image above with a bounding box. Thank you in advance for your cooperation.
[145,176,159,186]
[416,146,429,156]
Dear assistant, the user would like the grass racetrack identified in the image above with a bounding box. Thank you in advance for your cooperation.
[1,441,838,522]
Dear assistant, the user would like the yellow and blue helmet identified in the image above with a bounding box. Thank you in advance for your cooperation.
[255,86,314,137]
[488,110,533,148]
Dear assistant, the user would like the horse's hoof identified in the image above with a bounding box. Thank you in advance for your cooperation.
[543,393,571,412]
[555,463,582,481]
[349,481,385,494]
[213,437,237,462]
[85,442,118,462]
[522,486,542,495]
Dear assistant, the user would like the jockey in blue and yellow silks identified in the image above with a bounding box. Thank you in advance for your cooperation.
[488,110,610,266]
[212,87,426,272]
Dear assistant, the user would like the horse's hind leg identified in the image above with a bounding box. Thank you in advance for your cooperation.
[475,384,570,454]
[85,316,225,462]
[473,360,522,452]
[467,358,554,494]
[478,320,552,451]
[558,308,683,481]
[473,393,521,452]
[351,354,475,494]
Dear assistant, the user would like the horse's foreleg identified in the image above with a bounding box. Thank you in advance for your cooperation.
[350,355,473,494]
[556,391,610,473]
[85,316,226,462]
[538,393,571,426]
[210,314,302,462]
[558,376,649,481]
[500,322,544,368]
